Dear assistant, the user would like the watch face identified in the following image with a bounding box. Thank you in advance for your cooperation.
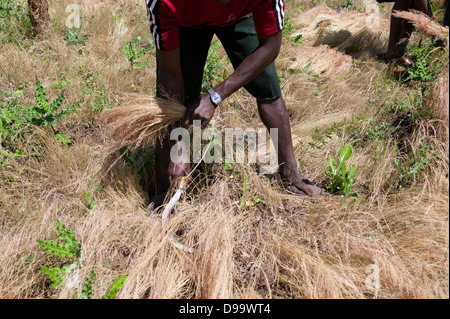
[212,93,221,104]
[209,89,221,105]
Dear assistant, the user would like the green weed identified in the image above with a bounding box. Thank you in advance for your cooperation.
[0,77,79,155]
[392,140,439,189]
[403,39,448,90]
[37,220,127,299]
[202,40,227,92]
[234,177,267,207]
[318,144,357,196]
[121,36,152,70]
[65,23,90,45]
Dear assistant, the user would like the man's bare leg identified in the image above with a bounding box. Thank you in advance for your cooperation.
[386,0,433,60]
[155,133,172,195]
[257,96,322,196]
[386,0,415,59]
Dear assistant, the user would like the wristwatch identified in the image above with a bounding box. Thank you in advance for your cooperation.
[208,88,222,107]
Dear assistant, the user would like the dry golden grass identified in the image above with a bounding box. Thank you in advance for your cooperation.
[0,1,448,299]
[99,94,186,152]
[291,4,390,55]
[430,67,449,140]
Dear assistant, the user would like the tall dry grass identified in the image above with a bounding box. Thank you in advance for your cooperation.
[0,0,448,299]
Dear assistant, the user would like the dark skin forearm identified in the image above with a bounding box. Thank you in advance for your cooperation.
[214,32,282,101]
[183,31,282,128]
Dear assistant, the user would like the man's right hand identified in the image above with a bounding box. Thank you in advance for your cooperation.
[183,94,216,129]
[167,139,191,184]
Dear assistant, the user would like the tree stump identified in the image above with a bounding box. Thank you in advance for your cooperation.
[27,0,50,39]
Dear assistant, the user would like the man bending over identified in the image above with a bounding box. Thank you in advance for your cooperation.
[145,0,323,204]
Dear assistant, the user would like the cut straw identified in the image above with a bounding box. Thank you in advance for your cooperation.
[99,94,186,153]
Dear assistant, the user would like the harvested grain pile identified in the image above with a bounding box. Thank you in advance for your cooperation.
[283,44,354,76]
[291,4,390,55]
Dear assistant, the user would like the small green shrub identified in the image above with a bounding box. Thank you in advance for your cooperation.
[0,77,79,154]
[202,40,227,92]
[403,39,448,90]
[121,36,152,69]
[37,220,127,299]
[319,144,357,196]
[391,140,439,189]
[65,23,90,45]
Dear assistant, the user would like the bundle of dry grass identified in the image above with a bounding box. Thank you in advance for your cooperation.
[392,10,449,46]
[99,94,186,152]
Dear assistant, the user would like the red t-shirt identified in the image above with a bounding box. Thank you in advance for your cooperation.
[146,0,285,50]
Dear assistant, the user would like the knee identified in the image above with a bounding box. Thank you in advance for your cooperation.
[257,96,283,108]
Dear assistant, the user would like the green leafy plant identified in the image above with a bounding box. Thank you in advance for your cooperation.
[37,220,82,259]
[318,144,357,196]
[79,269,95,299]
[1,83,29,152]
[102,274,128,299]
[403,39,448,90]
[224,161,241,177]
[234,177,267,207]
[90,87,113,116]
[121,36,151,69]
[40,262,79,290]
[1,76,79,149]
[65,23,90,45]
[392,140,438,189]
[74,269,127,299]
[37,220,81,289]
[365,121,393,140]
[282,16,294,36]
[85,185,101,211]
[202,40,227,92]
[292,34,303,45]
[32,76,79,145]
[37,220,127,298]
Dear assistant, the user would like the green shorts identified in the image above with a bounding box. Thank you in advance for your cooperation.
[158,14,282,105]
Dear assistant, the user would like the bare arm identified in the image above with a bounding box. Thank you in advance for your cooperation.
[156,48,184,103]
[215,31,282,101]
[183,31,282,127]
